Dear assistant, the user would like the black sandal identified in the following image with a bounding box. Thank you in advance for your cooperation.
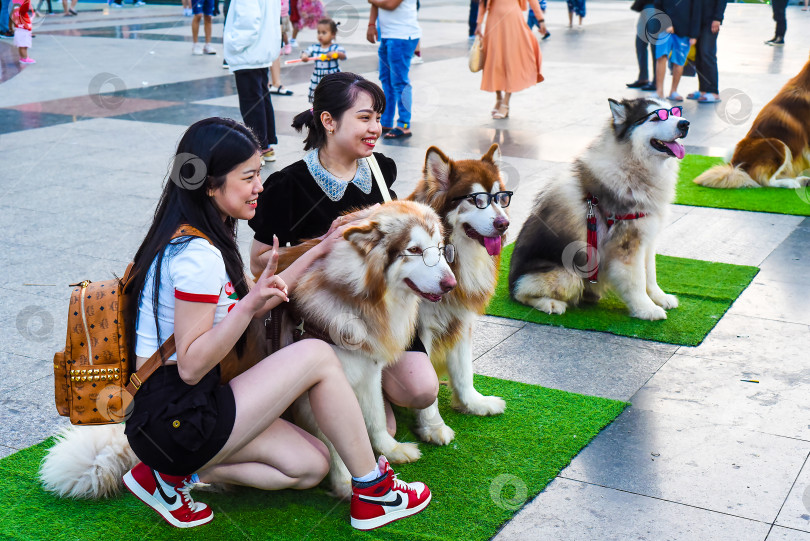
[269,85,293,96]
[384,127,412,139]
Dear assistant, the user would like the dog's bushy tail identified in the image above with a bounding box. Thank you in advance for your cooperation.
[693,163,760,189]
[39,424,137,499]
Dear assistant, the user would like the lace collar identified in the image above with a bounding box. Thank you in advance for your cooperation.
[304,150,372,202]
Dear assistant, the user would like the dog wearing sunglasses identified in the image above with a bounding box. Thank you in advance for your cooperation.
[406,144,509,445]
[509,98,689,320]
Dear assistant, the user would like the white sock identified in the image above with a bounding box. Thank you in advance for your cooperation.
[352,465,382,483]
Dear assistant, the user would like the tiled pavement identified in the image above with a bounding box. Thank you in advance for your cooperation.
[1,0,809,539]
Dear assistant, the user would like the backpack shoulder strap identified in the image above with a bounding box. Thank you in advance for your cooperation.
[365,154,392,203]
[125,335,176,397]
[172,224,212,244]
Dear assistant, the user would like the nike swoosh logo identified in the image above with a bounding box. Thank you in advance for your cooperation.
[358,493,404,507]
[150,468,177,506]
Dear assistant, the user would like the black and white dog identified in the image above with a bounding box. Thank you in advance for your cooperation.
[509,98,689,320]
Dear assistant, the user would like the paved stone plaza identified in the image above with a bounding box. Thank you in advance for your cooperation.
[1,0,809,538]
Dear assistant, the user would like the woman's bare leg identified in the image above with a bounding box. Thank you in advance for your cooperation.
[205,339,376,478]
[200,418,329,489]
[382,351,439,435]
[271,57,282,88]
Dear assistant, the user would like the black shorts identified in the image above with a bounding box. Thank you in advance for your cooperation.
[124,364,236,476]
[407,334,427,354]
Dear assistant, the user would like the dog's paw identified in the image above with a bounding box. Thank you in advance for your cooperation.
[414,423,456,446]
[384,442,422,464]
[631,303,667,320]
[453,394,506,416]
[532,297,567,315]
[650,291,678,310]
[328,478,353,500]
[770,177,805,189]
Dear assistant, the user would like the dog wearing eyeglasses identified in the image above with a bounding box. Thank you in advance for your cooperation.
[694,56,810,189]
[509,98,689,320]
[278,200,457,497]
[406,143,509,445]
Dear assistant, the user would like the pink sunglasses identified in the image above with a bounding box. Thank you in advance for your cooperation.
[634,106,683,125]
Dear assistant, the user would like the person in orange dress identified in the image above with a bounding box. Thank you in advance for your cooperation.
[475,0,544,119]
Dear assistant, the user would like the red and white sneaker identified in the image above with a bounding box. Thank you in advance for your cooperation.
[350,456,432,531]
[122,462,213,528]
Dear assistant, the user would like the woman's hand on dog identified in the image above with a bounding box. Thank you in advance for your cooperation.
[321,204,380,239]
[314,223,352,257]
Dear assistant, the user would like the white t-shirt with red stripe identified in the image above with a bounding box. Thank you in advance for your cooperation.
[135,237,239,361]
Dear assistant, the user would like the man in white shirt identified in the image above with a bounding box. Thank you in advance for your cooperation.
[366,0,421,139]
[224,0,281,162]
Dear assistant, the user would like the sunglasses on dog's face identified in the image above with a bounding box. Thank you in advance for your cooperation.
[451,191,513,209]
[400,245,455,267]
[633,106,683,125]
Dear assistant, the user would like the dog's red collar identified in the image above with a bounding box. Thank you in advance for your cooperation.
[585,193,647,283]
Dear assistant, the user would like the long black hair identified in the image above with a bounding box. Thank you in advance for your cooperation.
[291,72,386,151]
[125,117,261,361]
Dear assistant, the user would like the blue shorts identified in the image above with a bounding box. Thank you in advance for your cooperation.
[527,1,547,28]
[192,0,215,16]
[655,33,690,66]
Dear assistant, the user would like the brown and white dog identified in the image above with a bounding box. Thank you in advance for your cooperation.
[406,144,508,446]
[39,201,456,501]
[282,200,456,497]
[694,56,810,189]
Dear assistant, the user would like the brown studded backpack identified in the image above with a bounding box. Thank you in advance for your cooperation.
[53,225,211,425]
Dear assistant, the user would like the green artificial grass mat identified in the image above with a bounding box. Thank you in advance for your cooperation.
[674,155,810,216]
[486,243,758,346]
[0,376,626,541]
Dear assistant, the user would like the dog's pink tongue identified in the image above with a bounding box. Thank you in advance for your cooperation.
[665,141,685,159]
[484,236,502,256]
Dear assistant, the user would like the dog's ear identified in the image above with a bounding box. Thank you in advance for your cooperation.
[343,220,382,256]
[608,98,628,126]
[481,143,501,166]
[424,146,452,192]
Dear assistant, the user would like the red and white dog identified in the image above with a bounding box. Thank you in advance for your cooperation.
[408,144,509,445]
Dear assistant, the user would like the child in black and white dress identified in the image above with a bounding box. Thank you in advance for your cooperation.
[300,18,346,103]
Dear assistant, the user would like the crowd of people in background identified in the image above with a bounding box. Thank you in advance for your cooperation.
[2,0,807,140]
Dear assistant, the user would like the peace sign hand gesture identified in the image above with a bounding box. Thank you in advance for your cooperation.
[246,235,289,314]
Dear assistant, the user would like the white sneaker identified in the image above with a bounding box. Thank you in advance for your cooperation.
[192,43,203,55]
[202,43,216,55]
[411,55,424,65]
[289,39,297,48]
[135,1,145,6]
